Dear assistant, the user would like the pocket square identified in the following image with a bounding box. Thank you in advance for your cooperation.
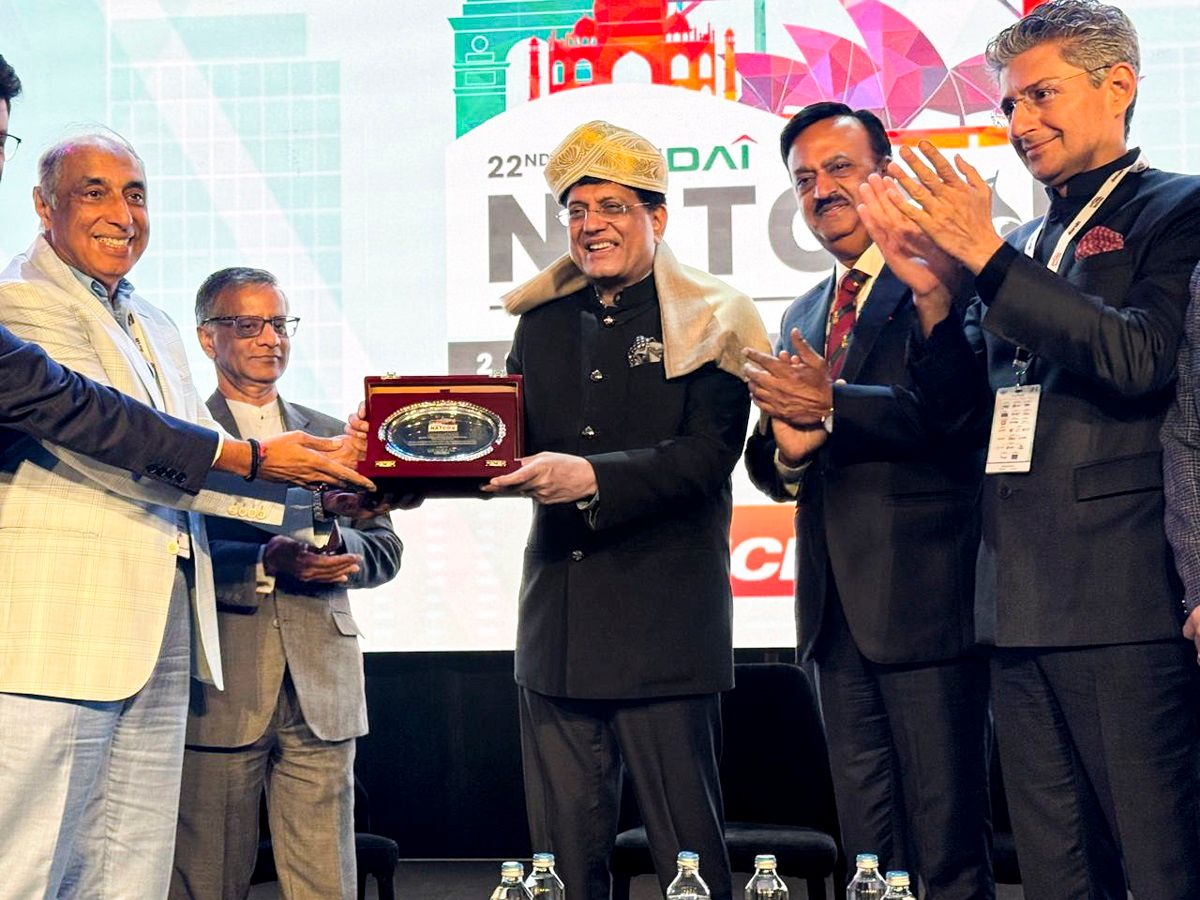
[1074,225,1125,260]
[628,335,664,367]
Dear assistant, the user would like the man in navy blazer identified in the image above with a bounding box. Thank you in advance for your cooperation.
[743,103,991,899]
[863,2,1200,896]
[0,323,371,490]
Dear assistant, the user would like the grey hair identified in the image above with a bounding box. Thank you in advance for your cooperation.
[36,129,144,210]
[195,267,281,324]
[985,0,1139,135]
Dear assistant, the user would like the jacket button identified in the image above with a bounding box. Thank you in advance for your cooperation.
[166,540,179,555]
[997,484,1013,499]
[590,369,604,382]
[174,472,187,484]
[581,426,596,438]
[570,550,584,561]
[602,316,615,327]
[272,617,280,628]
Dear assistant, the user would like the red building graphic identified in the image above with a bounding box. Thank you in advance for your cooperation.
[531,0,737,99]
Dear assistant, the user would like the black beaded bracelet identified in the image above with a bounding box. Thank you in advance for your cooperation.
[245,437,261,482]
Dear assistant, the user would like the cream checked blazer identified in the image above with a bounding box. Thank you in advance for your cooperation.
[0,237,321,701]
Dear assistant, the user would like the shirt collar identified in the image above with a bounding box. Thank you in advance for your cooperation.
[834,241,885,283]
[68,264,135,311]
[1046,146,1141,211]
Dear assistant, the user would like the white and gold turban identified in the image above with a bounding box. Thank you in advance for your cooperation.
[544,120,668,200]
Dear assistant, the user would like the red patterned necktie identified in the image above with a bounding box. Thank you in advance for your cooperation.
[825,268,868,380]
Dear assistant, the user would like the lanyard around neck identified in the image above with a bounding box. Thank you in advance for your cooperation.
[1022,152,1147,273]
[1011,152,1147,385]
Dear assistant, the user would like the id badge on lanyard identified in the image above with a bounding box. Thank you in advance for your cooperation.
[988,152,1147,474]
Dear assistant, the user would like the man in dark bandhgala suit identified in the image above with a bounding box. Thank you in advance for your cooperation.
[858,1,1200,896]
[484,120,770,900]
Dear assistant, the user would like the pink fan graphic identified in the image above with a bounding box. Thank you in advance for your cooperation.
[736,0,1001,127]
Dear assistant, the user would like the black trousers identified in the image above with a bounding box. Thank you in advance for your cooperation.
[814,596,993,900]
[518,687,730,900]
[992,641,1200,900]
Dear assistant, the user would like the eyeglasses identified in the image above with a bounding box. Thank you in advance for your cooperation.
[202,315,300,338]
[0,132,21,158]
[992,65,1111,127]
[556,201,653,227]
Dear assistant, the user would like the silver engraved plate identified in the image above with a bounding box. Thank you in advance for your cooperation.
[378,400,507,462]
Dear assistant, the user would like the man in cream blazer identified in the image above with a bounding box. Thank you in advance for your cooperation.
[0,133,332,899]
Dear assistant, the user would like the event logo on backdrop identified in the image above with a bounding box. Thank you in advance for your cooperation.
[444,0,1026,606]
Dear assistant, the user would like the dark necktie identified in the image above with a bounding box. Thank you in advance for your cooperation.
[825,268,868,380]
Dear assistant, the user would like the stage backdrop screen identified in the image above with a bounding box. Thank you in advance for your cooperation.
[2,0,1196,650]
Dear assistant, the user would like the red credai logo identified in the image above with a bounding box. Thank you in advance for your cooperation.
[729,504,795,597]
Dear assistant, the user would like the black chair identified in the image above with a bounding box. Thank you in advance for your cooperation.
[611,662,846,900]
[250,776,399,900]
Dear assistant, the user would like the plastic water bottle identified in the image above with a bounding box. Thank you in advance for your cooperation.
[665,851,711,899]
[524,852,565,899]
[744,853,789,898]
[882,870,915,898]
[847,853,887,899]
[490,861,533,900]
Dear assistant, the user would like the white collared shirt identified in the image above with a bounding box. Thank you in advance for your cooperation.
[827,241,886,340]
[224,395,286,592]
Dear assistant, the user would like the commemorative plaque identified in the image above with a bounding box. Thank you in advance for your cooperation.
[357,374,524,497]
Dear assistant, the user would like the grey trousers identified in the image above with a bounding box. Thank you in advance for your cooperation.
[170,672,356,900]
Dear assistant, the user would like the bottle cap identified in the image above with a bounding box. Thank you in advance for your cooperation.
[532,852,555,868]
[754,854,777,869]
[501,861,524,878]
[886,870,910,887]
[676,850,700,869]
[856,853,879,869]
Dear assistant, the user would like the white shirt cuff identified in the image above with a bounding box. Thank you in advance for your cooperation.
[773,450,808,497]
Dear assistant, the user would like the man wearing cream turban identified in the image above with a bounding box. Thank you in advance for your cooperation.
[484,121,770,900]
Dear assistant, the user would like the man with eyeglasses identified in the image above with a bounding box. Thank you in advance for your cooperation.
[485,120,769,900]
[171,267,402,899]
[0,132,379,898]
[855,1,1200,896]
[742,101,992,899]
[0,54,362,493]
[0,52,21,186]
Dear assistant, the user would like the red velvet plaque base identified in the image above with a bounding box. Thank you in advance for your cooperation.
[357,375,524,497]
